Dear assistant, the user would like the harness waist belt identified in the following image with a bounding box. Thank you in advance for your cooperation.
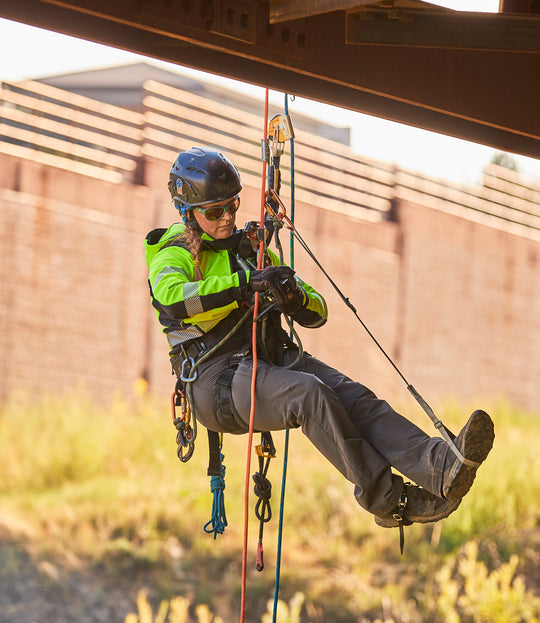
[172,307,251,363]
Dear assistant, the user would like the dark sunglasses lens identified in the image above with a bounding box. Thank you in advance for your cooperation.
[204,207,226,220]
[199,197,240,220]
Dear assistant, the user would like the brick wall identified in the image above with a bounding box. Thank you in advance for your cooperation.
[1,152,539,413]
[0,154,151,401]
[397,199,540,409]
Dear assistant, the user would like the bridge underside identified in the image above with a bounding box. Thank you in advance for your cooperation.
[1,0,539,158]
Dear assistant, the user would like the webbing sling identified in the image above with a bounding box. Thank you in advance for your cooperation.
[213,354,244,433]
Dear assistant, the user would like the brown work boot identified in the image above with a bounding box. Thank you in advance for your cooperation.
[375,483,461,529]
[442,410,495,501]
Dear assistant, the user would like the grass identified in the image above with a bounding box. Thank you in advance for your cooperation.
[1,390,540,622]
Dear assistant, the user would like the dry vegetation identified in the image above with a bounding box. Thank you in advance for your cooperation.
[1,391,540,622]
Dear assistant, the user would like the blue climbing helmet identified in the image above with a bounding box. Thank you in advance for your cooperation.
[168,147,243,222]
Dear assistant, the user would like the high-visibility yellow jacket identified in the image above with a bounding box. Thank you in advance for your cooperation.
[145,223,327,352]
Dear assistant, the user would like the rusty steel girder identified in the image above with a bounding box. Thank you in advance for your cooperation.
[1,0,539,158]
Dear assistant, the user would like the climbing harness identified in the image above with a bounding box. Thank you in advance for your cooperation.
[213,350,249,433]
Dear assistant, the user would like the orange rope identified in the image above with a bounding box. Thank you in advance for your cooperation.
[240,87,269,622]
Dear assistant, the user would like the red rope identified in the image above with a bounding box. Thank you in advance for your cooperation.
[240,87,269,622]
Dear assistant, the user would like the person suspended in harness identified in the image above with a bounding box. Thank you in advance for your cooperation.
[144,146,495,533]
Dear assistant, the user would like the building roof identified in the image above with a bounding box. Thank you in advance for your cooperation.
[38,61,351,146]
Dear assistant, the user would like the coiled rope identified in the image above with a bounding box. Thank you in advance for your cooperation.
[203,451,227,538]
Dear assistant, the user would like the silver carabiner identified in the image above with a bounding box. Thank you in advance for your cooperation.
[180,356,198,382]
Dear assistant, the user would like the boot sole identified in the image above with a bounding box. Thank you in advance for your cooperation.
[444,410,495,501]
[375,496,461,528]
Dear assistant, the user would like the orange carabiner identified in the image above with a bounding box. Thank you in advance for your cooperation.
[265,189,294,231]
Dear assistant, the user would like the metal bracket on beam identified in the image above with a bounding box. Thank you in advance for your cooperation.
[346,8,540,52]
[212,0,257,43]
[269,0,374,24]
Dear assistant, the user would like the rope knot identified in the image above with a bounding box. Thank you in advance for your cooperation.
[253,472,272,522]
[210,469,226,493]
[253,471,272,500]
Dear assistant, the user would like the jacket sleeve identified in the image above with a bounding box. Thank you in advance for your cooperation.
[290,275,328,328]
[148,245,249,320]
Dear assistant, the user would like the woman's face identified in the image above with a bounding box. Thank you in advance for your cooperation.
[191,196,239,240]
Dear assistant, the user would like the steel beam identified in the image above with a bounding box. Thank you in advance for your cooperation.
[346,8,540,52]
[0,0,539,159]
[269,0,374,23]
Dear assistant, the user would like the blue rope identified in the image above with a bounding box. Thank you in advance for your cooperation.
[203,454,228,539]
[272,93,295,622]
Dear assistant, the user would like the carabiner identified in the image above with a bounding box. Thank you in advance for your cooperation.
[180,356,198,382]
[177,441,195,463]
[265,189,294,231]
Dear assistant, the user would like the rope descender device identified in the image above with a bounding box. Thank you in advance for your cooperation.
[262,113,295,200]
[171,378,195,462]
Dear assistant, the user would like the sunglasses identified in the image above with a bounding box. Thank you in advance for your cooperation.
[193,196,241,221]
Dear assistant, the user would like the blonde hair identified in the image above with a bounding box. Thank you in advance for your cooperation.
[182,226,203,280]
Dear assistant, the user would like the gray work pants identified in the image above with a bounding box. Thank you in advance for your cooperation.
[188,347,449,517]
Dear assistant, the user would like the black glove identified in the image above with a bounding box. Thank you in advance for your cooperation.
[276,285,305,315]
[249,265,303,312]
